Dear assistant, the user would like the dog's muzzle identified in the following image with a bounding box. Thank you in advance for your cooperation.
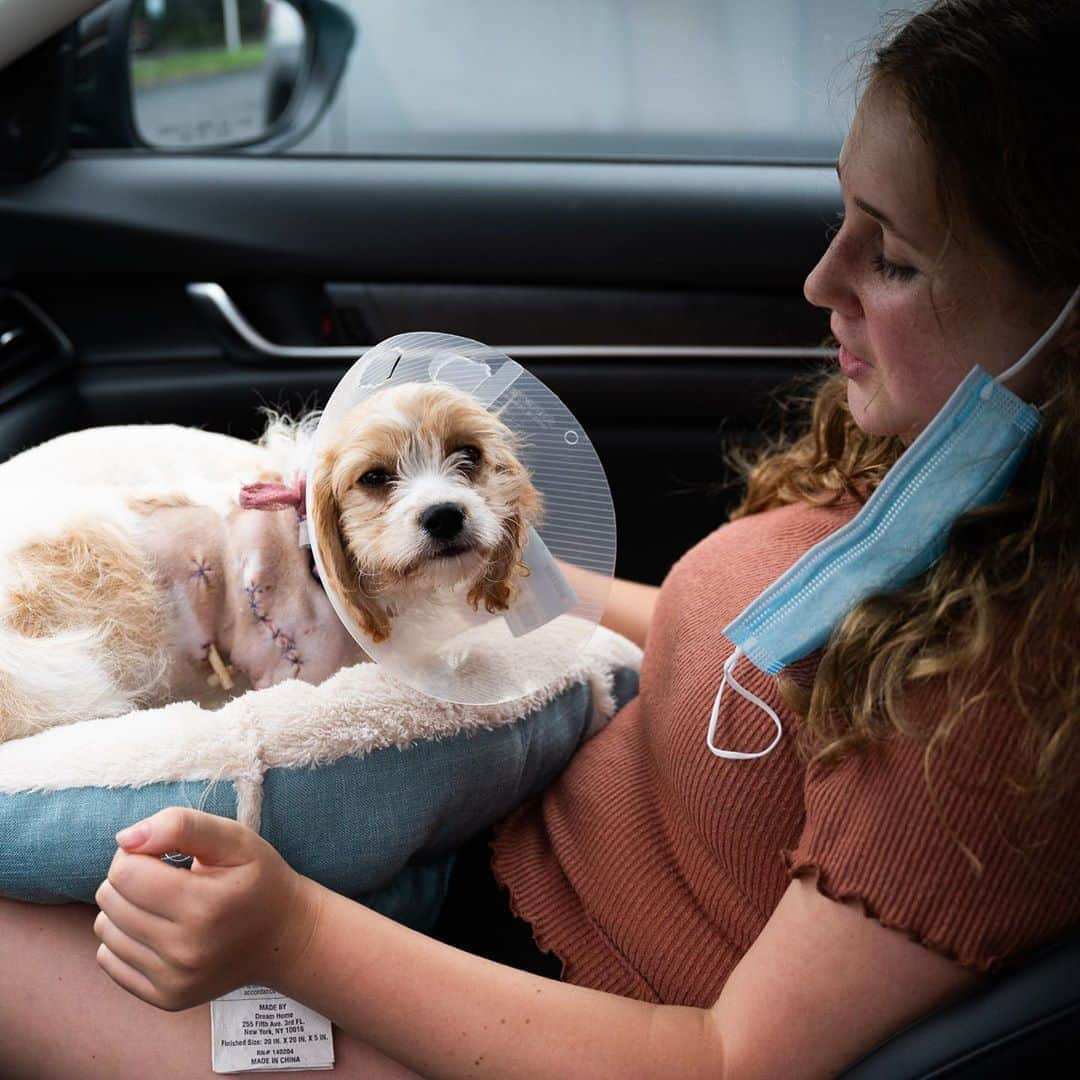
[420,502,466,542]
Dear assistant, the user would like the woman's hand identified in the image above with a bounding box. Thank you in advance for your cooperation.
[93,807,322,1012]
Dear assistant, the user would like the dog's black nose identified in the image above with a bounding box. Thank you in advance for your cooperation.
[420,503,466,541]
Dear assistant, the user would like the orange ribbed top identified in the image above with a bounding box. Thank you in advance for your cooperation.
[492,497,1080,1006]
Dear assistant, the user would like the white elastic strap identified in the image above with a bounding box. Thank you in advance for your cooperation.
[996,284,1080,386]
[705,646,784,761]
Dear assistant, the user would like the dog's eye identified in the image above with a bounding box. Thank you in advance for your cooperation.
[357,469,393,488]
[452,446,483,472]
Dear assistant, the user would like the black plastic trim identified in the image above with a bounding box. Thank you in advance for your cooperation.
[0,289,76,409]
[0,155,840,286]
[0,30,74,180]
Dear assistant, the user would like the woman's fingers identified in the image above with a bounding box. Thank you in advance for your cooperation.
[93,905,165,976]
[95,940,173,1010]
[102,847,194,922]
[94,880,222,1011]
[94,876,183,997]
[93,808,307,1005]
[94,876,175,952]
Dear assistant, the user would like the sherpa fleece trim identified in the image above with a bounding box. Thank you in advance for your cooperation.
[0,621,641,817]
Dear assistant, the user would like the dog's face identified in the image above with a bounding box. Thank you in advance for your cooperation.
[310,382,542,643]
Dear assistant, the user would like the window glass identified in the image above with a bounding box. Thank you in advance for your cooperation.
[291,0,919,162]
[131,0,302,148]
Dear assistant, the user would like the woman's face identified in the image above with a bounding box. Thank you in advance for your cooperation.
[804,82,1064,440]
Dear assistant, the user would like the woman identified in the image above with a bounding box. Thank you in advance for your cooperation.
[3,1,1077,1076]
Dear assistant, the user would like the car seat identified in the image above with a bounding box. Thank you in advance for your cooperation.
[843,928,1079,1077]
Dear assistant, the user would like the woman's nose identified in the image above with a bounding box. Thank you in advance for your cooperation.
[804,232,861,319]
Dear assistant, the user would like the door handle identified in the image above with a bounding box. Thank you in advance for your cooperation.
[187,282,368,361]
[187,282,834,363]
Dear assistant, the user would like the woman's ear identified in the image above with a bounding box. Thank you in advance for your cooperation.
[310,461,392,643]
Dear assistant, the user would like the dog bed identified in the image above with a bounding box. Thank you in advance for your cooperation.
[0,619,641,929]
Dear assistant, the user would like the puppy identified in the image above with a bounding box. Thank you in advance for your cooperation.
[0,382,541,743]
[308,382,542,647]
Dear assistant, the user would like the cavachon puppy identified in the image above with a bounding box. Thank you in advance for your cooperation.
[0,382,542,742]
[309,382,542,645]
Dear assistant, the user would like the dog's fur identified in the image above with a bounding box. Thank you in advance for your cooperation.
[0,383,541,743]
[311,382,541,644]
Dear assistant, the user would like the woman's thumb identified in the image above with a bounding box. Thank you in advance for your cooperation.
[115,807,251,866]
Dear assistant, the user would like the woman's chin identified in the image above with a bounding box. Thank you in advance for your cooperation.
[847,380,941,443]
[847,378,901,438]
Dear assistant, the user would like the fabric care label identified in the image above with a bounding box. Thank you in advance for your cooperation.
[211,986,334,1073]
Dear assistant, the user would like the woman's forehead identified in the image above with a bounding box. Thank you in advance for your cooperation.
[839,85,946,251]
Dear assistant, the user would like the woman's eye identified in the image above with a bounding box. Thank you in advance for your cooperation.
[871,252,918,282]
[452,446,483,472]
[357,469,393,488]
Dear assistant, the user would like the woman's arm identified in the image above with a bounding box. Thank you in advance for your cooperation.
[600,576,660,647]
[552,560,659,647]
[95,809,979,1080]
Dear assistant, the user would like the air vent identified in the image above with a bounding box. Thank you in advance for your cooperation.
[0,290,74,388]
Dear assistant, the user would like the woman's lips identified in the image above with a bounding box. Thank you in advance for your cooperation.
[838,344,873,379]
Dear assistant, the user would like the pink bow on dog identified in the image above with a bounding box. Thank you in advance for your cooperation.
[239,476,307,519]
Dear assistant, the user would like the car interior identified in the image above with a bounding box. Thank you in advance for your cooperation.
[0,1,1075,1075]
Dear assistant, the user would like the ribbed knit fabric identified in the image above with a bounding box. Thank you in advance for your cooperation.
[492,496,1080,1006]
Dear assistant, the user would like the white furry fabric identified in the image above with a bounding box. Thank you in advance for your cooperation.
[0,619,641,829]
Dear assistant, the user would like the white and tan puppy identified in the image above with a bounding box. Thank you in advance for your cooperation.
[309,382,541,645]
[0,383,541,742]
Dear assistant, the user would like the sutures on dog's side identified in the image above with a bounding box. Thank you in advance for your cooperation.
[0,382,542,742]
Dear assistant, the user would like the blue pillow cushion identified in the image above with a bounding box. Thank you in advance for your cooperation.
[0,667,639,930]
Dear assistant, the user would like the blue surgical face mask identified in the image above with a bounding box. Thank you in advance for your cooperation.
[707,285,1080,762]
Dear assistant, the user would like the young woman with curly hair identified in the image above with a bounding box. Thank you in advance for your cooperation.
[2,1,1076,1076]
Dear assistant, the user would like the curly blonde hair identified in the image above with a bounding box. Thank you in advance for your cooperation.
[731,0,1079,807]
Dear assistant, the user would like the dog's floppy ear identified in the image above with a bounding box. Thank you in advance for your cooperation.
[467,464,543,615]
[467,512,526,614]
[310,458,392,644]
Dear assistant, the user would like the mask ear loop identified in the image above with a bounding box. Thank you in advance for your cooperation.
[706,646,784,761]
[993,284,1080,390]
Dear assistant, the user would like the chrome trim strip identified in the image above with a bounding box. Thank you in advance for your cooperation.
[187,283,833,362]
[492,344,833,360]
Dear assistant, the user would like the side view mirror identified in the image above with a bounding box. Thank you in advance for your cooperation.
[73,0,354,153]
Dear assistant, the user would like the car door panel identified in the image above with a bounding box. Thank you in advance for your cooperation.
[0,156,838,283]
[1,71,838,586]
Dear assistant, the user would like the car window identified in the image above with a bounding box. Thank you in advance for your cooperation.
[293,0,914,162]
[126,0,920,162]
